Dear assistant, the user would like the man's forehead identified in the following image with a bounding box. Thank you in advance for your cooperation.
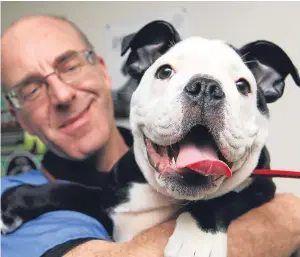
[1,17,87,87]
[3,17,86,53]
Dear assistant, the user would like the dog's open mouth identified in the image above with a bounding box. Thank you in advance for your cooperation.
[145,125,233,179]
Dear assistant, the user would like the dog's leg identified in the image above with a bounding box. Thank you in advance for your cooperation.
[164,177,276,257]
[164,211,227,257]
[1,183,115,234]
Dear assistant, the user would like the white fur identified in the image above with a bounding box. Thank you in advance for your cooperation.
[110,182,181,242]
[164,212,227,257]
[232,178,253,193]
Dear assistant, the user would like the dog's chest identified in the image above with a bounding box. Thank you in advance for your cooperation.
[110,182,180,242]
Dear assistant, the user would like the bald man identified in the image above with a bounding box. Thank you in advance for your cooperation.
[1,15,300,257]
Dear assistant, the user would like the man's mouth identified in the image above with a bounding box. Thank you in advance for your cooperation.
[144,125,233,179]
[59,102,92,131]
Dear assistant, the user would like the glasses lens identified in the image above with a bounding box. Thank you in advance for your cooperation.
[7,50,96,109]
[57,52,89,84]
[20,81,45,100]
[9,81,46,108]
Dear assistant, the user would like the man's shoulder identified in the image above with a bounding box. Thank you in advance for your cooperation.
[1,209,111,257]
[1,170,49,194]
[1,171,111,257]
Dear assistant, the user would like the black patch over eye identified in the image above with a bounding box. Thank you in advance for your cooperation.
[155,64,174,80]
[236,78,251,95]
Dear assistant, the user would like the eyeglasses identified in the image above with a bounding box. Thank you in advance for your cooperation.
[4,49,97,109]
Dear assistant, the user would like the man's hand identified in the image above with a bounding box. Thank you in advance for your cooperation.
[64,193,300,257]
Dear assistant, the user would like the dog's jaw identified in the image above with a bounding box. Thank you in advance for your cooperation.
[132,123,268,201]
[209,112,269,199]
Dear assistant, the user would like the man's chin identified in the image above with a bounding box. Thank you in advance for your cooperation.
[69,146,100,161]
[47,123,111,163]
[50,142,96,161]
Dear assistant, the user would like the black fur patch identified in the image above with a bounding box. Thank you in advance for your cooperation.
[187,177,276,233]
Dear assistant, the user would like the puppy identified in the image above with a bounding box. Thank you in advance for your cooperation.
[2,21,300,257]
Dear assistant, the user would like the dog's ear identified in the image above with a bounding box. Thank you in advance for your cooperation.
[121,20,181,80]
[239,40,300,103]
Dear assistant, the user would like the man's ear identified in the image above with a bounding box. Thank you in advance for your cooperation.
[121,20,181,81]
[239,40,300,103]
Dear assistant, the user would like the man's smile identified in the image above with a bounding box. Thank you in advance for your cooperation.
[59,101,93,133]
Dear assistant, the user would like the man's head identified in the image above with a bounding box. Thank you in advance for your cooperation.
[2,15,115,160]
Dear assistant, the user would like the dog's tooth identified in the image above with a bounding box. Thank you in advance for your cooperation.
[172,157,176,165]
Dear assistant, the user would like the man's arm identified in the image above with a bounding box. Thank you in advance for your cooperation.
[63,220,175,257]
[228,193,300,257]
[64,193,300,257]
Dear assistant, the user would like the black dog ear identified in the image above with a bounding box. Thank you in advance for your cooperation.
[120,20,181,80]
[121,33,136,58]
[239,40,300,103]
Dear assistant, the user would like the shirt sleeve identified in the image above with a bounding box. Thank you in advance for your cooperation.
[1,170,111,257]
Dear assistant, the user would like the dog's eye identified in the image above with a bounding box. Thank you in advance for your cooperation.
[236,79,251,95]
[155,64,174,80]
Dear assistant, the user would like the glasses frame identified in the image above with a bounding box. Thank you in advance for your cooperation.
[4,48,97,109]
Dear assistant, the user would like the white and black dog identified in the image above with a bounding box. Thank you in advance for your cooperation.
[2,21,300,257]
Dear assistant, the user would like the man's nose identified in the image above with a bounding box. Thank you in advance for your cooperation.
[47,75,76,111]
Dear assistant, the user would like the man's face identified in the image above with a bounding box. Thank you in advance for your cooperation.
[2,18,114,160]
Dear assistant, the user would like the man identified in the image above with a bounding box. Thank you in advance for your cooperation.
[1,15,300,257]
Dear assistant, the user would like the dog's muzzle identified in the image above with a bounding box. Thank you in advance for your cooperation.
[144,125,233,181]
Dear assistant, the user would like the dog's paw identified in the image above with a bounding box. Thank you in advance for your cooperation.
[1,186,34,235]
[164,212,227,257]
[1,212,23,235]
[1,190,26,235]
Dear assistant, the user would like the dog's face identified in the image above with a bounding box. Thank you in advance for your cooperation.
[122,21,300,200]
[130,37,266,200]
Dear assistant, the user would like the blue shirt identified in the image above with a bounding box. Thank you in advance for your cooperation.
[1,170,111,257]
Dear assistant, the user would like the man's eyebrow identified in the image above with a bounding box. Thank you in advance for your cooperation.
[13,73,44,89]
[11,50,77,90]
[52,50,77,67]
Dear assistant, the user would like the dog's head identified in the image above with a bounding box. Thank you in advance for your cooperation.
[122,21,300,200]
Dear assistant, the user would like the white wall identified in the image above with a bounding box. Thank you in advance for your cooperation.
[1,1,300,195]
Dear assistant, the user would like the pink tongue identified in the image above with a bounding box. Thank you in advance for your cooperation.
[176,143,232,177]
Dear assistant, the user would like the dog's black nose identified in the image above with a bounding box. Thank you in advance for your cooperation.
[184,76,225,106]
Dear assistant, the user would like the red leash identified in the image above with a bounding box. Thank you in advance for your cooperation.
[252,169,300,178]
